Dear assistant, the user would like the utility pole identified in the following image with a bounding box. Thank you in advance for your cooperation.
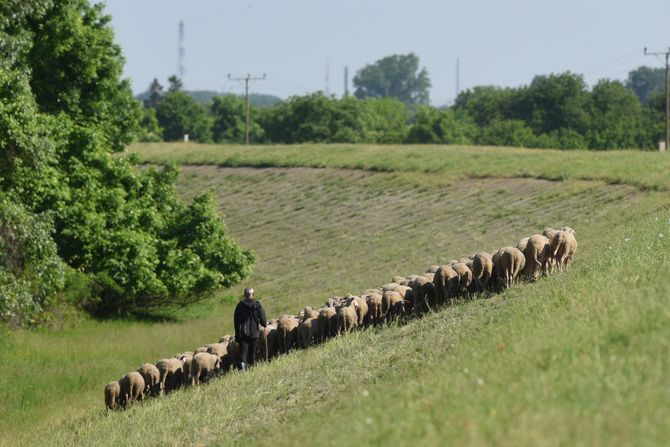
[455,57,460,102]
[645,47,670,151]
[228,73,266,145]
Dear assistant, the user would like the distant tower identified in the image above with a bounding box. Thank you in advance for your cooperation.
[178,20,185,79]
[325,61,330,95]
[455,57,460,100]
[344,66,349,97]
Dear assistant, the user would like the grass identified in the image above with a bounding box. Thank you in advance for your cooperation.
[130,142,670,192]
[2,143,669,446]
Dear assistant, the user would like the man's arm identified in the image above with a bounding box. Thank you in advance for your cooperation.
[258,304,268,328]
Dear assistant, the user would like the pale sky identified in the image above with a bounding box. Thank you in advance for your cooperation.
[103,0,670,106]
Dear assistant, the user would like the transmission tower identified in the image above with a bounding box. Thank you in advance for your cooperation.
[178,20,185,79]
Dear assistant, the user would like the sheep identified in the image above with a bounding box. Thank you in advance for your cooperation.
[353,296,369,327]
[381,283,401,292]
[194,346,208,354]
[522,234,552,280]
[471,252,493,293]
[409,276,429,316]
[432,264,458,307]
[206,343,228,359]
[516,237,529,253]
[257,323,279,361]
[191,352,221,385]
[381,290,402,319]
[451,262,473,297]
[364,292,383,326]
[393,285,412,299]
[219,335,233,344]
[104,381,120,411]
[137,363,160,396]
[298,317,320,348]
[155,358,184,395]
[392,276,408,286]
[118,371,145,409]
[551,229,578,271]
[318,307,338,340]
[495,247,526,288]
[336,302,358,335]
[221,339,239,372]
[301,306,320,321]
[278,315,300,354]
[425,265,440,274]
[177,353,194,385]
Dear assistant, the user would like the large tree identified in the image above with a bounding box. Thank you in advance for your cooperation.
[0,0,253,320]
[353,53,431,105]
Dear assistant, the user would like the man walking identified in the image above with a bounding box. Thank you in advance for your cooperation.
[233,287,268,371]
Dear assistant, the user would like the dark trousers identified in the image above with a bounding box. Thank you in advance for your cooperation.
[238,338,258,367]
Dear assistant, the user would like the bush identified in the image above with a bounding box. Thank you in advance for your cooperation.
[0,195,64,325]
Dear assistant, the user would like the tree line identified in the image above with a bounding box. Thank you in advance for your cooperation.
[141,59,667,150]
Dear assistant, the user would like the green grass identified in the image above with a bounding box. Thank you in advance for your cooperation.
[2,143,669,446]
[130,142,670,192]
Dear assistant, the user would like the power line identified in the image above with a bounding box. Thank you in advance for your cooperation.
[228,73,266,145]
[644,47,670,152]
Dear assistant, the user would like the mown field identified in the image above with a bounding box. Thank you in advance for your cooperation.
[2,143,669,446]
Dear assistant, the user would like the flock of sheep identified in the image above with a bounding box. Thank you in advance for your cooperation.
[104,226,577,411]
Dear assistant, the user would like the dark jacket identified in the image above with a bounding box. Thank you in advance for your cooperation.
[234,299,268,341]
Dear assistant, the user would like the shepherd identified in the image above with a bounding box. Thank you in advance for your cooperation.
[233,287,268,371]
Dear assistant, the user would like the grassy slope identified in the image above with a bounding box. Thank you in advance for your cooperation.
[131,142,670,192]
[3,144,669,446]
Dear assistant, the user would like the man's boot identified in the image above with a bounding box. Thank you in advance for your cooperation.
[239,362,247,372]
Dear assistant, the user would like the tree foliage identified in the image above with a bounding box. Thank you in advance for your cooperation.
[156,91,212,142]
[0,0,254,322]
[210,95,264,144]
[626,66,665,104]
[353,53,431,105]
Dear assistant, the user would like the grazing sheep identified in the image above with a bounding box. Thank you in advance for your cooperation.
[220,339,239,372]
[543,227,559,242]
[364,293,383,326]
[257,323,279,361]
[194,346,208,354]
[219,335,233,344]
[337,302,358,335]
[433,264,459,306]
[278,316,300,354]
[523,234,552,280]
[471,252,493,293]
[381,283,401,292]
[191,352,221,385]
[451,262,474,297]
[137,363,160,396]
[104,381,120,411]
[178,353,194,384]
[118,371,145,409]
[393,285,412,299]
[298,317,320,348]
[425,265,440,274]
[156,358,184,395]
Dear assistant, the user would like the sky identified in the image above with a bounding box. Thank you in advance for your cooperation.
[103,0,670,106]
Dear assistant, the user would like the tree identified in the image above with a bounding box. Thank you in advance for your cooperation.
[144,78,164,109]
[353,53,431,105]
[210,95,263,143]
[156,91,212,142]
[587,79,645,149]
[1,0,253,320]
[626,66,665,104]
[167,75,184,93]
[406,107,473,144]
